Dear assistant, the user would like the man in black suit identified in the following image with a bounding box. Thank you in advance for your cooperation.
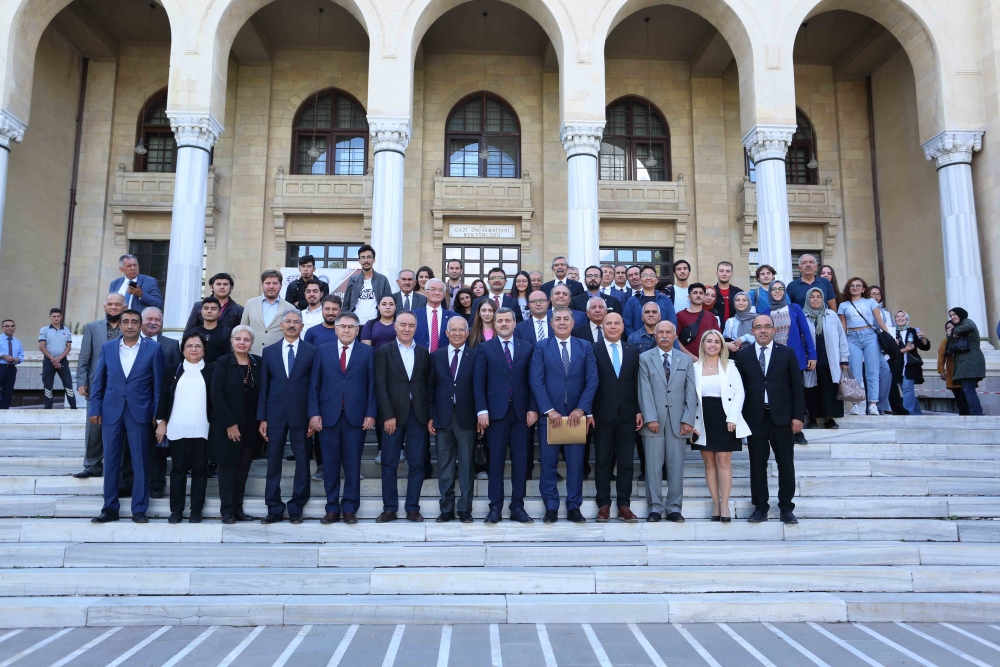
[570,266,623,315]
[572,296,609,344]
[428,317,478,523]
[375,311,432,522]
[258,311,317,524]
[591,312,642,522]
[515,291,552,344]
[541,255,584,298]
[473,267,520,319]
[284,254,330,310]
[393,269,427,313]
[733,314,804,525]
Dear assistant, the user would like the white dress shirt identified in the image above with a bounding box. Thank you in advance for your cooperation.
[755,340,774,403]
[604,338,624,372]
[425,305,443,334]
[119,338,141,378]
[117,278,131,308]
[614,282,630,297]
[531,317,548,341]
[339,340,354,368]
[448,344,466,375]
[282,338,300,377]
[397,338,416,379]
[589,321,603,341]
[301,306,323,331]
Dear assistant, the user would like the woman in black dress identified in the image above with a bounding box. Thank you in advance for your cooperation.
[212,325,262,524]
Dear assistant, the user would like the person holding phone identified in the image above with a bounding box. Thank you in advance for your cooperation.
[108,254,163,311]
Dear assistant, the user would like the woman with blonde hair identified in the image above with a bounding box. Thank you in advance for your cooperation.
[691,329,750,522]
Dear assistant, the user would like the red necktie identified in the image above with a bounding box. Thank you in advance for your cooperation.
[494,295,501,310]
[340,345,347,372]
[430,310,439,352]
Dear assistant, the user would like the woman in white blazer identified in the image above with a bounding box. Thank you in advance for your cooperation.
[692,330,751,523]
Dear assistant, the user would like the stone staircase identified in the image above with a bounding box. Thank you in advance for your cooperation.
[1,409,999,627]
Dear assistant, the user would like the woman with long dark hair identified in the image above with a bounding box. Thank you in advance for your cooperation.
[470,279,487,299]
[468,299,497,348]
[803,287,849,428]
[837,277,891,416]
[509,271,532,321]
[452,288,475,324]
[361,295,397,349]
[820,265,841,305]
[415,266,434,293]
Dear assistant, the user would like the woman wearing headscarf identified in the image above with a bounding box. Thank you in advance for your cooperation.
[894,310,931,415]
[948,308,986,415]
[802,287,849,428]
[765,280,816,442]
[937,320,970,415]
[722,291,756,353]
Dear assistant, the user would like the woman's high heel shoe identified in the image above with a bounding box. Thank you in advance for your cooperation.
[720,516,731,523]
[711,515,721,522]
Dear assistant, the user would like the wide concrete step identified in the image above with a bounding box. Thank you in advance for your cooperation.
[1,591,997,627]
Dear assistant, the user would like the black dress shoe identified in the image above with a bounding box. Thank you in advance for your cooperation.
[320,512,341,524]
[375,511,398,523]
[794,432,808,445]
[221,515,236,524]
[189,512,202,524]
[91,510,119,523]
[131,512,148,523]
[459,512,474,523]
[747,508,768,523]
[288,514,303,524]
[436,511,454,523]
[261,513,283,524]
[780,511,798,524]
[543,510,558,523]
[73,469,94,479]
[343,513,358,524]
[804,419,819,429]
[234,511,254,522]
[484,509,501,524]
[637,472,646,482]
[825,419,839,429]
[665,512,685,523]
[406,511,424,523]
[168,512,182,524]
[567,508,585,523]
[150,490,164,499]
[647,512,661,522]
[510,508,533,523]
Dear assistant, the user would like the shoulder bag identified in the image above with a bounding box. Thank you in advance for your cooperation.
[678,310,706,346]
[837,367,867,403]
[849,301,899,361]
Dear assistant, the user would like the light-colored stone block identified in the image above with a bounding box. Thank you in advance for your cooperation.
[0,543,65,567]
[223,522,425,543]
[0,521,21,542]
[911,566,1000,592]
[319,543,486,568]
[840,592,1000,622]
[19,519,223,543]
[595,566,913,593]
[283,594,507,624]
[0,496,57,517]
[506,593,671,623]
[85,595,289,626]
[665,592,848,623]
[957,520,1000,542]
[783,519,958,542]
[948,498,1000,517]
[426,522,606,542]
[63,543,319,568]
[0,568,192,595]
[919,543,1000,565]
[190,568,371,595]
[370,567,595,594]
[485,542,646,567]
[0,477,35,494]
[0,596,96,628]
[646,541,920,566]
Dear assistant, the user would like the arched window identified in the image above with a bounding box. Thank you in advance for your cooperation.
[600,96,670,181]
[135,89,175,173]
[292,89,368,175]
[745,108,818,185]
[445,92,520,178]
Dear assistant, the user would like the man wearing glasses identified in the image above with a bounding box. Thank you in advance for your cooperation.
[622,265,678,337]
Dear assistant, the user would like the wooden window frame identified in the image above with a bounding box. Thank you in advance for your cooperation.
[291,88,369,176]
[444,91,521,179]
[134,88,175,173]
[601,95,672,182]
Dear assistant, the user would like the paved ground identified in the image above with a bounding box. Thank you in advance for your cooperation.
[0,621,997,666]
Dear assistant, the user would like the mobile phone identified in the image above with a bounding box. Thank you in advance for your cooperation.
[129,280,138,288]
[690,432,699,444]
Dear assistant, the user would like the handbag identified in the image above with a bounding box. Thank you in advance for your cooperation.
[849,301,899,360]
[473,431,489,467]
[837,368,867,403]
[678,310,706,346]
[947,334,971,354]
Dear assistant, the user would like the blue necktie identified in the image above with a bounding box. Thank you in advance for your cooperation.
[287,344,296,376]
[561,341,570,375]
[611,342,620,377]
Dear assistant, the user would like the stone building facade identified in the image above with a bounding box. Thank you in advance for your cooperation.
[0,0,997,355]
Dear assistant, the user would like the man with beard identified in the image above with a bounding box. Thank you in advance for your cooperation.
[186,273,244,330]
[185,298,230,364]
[73,293,126,479]
[304,295,343,347]
[284,255,330,310]
[300,281,325,332]
[570,266,623,315]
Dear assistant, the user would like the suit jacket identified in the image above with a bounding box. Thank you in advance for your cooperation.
[210,352,262,431]
[572,322,604,344]
[414,307,459,349]
[256,339,316,428]
[637,346,697,438]
[529,336,598,417]
[547,308,587,327]
[77,319,120,388]
[109,274,163,311]
[541,278,584,298]
[429,345,478,430]
[570,291,623,316]
[692,360,752,439]
[285,276,330,311]
[147,334,181,373]
[308,341,377,428]
[473,336,537,421]
[185,299,245,331]
[515,317,553,344]
[375,341,431,425]
[611,285,637,305]
[733,342,805,427]
[88,337,165,425]
[592,339,641,423]
[623,292,677,337]
[241,296,298,355]
[393,290,427,313]
[156,360,214,423]
[343,270,392,314]
[473,294,523,321]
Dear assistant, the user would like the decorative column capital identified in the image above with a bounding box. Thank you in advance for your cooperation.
[560,121,604,159]
[368,116,411,154]
[741,124,796,162]
[0,110,27,149]
[922,129,984,168]
[167,112,224,151]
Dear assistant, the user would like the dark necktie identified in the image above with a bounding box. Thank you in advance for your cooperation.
[503,340,512,369]
[404,295,410,312]
[340,345,347,372]
[287,344,296,376]
[759,346,767,375]
[451,348,460,380]
[663,352,671,382]
[536,320,545,341]
[595,325,604,343]
[561,341,570,375]
[494,295,501,311]
[5,337,10,357]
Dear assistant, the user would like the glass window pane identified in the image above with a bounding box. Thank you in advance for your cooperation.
[446,247,462,259]
[483,248,500,261]
[635,143,665,181]
[448,98,482,132]
[486,137,518,178]
[334,135,365,175]
[330,246,345,258]
[465,248,480,260]
[599,248,615,262]
[335,95,367,130]
[347,245,361,259]
[619,250,634,262]
[503,262,518,276]
[599,138,626,181]
[502,248,518,260]
[297,135,328,174]
[145,133,175,173]
[448,139,480,177]
[605,103,627,135]
[636,250,653,262]
[466,262,480,275]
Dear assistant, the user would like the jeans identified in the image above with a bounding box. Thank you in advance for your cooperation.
[962,379,984,415]
[901,377,922,414]
[847,329,881,404]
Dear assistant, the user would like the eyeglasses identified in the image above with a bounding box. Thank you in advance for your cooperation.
[335,324,358,329]
[528,299,548,305]
[752,324,775,331]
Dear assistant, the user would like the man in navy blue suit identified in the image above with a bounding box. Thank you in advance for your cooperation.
[88,309,164,523]
[530,307,598,523]
[515,291,552,344]
[413,279,458,352]
[108,254,163,311]
[258,311,316,524]
[308,312,376,525]
[540,256,585,298]
[473,267,521,321]
[474,307,538,523]
[548,284,587,327]
[429,317,479,523]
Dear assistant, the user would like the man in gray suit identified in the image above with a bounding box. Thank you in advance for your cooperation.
[73,293,126,478]
[638,320,697,522]
[241,269,298,355]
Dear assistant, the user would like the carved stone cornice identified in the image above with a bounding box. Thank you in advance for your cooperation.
[741,124,796,162]
[922,130,985,168]
[166,112,224,151]
[368,116,411,154]
[560,122,604,159]
[0,110,27,149]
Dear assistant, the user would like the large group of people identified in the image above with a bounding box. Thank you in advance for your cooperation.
[0,247,989,526]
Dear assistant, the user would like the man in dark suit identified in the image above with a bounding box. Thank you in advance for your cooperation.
[108,254,163,311]
[733,314,805,525]
[429,317,478,523]
[515,291,552,344]
[414,279,458,351]
[393,269,427,313]
[548,285,587,327]
[375,311,432,522]
[186,272,244,331]
[570,266,623,315]
[308,312,376,525]
[591,312,642,522]
[136,307,180,499]
[473,267,521,320]
[88,309,164,523]
[530,307,598,523]
[474,307,538,523]
[610,265,636,304]
[540,255,584,298]
[258,311,317,524]
[284,254,330,310]
[572,296,609,344]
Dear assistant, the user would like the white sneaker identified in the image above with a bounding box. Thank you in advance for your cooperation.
[374,452,381,464]
[850,403,862,416]
[867,404,880,415]
[477,471,488,480]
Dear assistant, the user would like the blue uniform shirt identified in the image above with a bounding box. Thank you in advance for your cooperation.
[0,335,24,365]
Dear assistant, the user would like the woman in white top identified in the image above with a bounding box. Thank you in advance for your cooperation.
[691,330,751,522]
[156,331,215,524]
[837,277,891,416]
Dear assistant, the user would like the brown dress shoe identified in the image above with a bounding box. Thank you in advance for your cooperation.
[595,505,611,522]
[406,511,424,522]
[375,511,398,523]
[320,512,341,524]
[618,506,638,523]
[343,512,358,525]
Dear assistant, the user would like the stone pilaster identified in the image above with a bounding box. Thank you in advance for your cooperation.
[560,121,603,270]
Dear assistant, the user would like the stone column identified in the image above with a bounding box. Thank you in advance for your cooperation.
[0,110,27,257]
[560,122,604,270]
[368,116,411,282]
[742,125,796,283]
[923,130,990,342]
[163,113,223,331]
